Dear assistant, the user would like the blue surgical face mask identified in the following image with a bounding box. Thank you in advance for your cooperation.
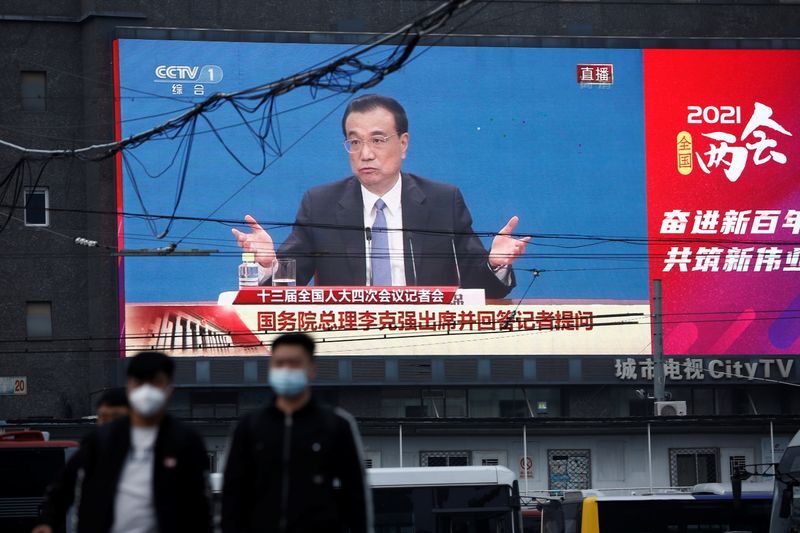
[269,368,309,397]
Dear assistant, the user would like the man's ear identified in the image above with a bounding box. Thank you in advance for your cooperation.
[400,132,409,159]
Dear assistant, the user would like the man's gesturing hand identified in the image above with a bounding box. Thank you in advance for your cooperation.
[231,215,276,268]
[489,215,531,268]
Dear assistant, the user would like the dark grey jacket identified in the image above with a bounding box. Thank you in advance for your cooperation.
[222,397,371,533]
[75,415,212,533]
[272,172,515,298]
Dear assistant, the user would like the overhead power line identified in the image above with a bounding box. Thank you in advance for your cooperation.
[0,0,477,235]
[4,203,799,247]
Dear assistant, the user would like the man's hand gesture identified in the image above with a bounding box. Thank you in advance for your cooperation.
[489,215,531,268]
[231,215,276,268]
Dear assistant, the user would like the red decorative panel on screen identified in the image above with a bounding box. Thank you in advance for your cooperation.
[644,50,800,354]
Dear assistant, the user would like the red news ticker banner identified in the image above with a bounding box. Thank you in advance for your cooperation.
[124,297,651,356]
[253,308,596,333]
[234,286,459,305]
[644,50,800,355]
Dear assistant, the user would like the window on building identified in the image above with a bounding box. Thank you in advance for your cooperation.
[422,389,444,418]
[498,399,527,417]
[314,388,339,407]
[21,71,46,112]
[745,386,783,415]
[238,390,271,415]
[547,449,591,491]
[420,450,470,467]
[196,361,210,383]
[378,388,469,418]
[190,391,238,418]
[23,188,49,227]
[526,387,562,417]
[669,448,719,486]
[469,388,522,417]
[380,389,422,417]
[445,389,467,417]
[26,301,52,338]
[167,389,191,418]
[473,388,541,417]
[691,388,715,415]
[243,360,258,383]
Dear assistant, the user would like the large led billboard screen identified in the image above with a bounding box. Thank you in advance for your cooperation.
[114,37,800,356]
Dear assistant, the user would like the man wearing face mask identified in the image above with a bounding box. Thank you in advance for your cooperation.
[73,352,212,533]
[222,333,372,533]
[32,389,130,533]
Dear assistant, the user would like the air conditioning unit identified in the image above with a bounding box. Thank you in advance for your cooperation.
[655,401,687,417]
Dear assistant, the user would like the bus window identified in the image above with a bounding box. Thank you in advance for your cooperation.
[541,499,583,533]
[522,508,542,533]
[596,499,771,533]
[369,466,521,533]
[373,485,516,533]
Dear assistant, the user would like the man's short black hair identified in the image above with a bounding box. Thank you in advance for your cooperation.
[271,332,315,359]
[127,351,175,382]
[96,388,129,409]
[342,94,408,136]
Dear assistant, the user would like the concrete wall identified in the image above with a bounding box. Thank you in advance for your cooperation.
[358,430,791,490]
[202,427,791,488]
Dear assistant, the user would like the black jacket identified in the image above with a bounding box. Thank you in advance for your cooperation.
[38,447,82,532]
[222,397,372,533]
[273,172,516,298]
[75,415,212,533]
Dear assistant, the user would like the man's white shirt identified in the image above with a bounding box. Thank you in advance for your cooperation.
[111,426,159,533]
[361,175,406,286]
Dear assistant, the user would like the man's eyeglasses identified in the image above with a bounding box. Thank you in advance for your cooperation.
[343,133,398,154]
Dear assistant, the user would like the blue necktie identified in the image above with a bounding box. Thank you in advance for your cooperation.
[371,199,392,286]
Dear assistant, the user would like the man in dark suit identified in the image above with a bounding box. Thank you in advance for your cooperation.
[232,94,530,299]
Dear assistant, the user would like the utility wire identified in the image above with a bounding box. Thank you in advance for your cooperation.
[0,0,476,236]
[4,203,798,247]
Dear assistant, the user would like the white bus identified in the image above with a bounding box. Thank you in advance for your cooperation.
[770,430,800,533]
[368,466,523,533]
[540,483,773,533]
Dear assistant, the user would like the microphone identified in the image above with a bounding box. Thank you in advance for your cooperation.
[365,227,373,286]
[408,234,418,286]
[451,238,462,288]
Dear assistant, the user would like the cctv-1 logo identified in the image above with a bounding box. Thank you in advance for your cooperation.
[154,65,224,84]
